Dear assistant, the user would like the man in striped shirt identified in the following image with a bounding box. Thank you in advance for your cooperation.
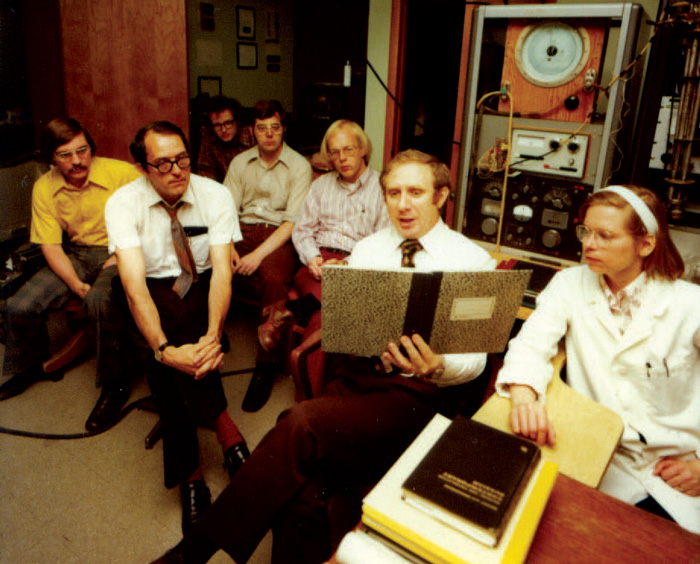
[258,119,390,398]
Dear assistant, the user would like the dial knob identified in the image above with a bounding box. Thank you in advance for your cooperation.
[542,229,562,248]
[481,217,498,236]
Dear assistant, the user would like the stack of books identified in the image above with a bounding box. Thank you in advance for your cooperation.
[336,414,558,564]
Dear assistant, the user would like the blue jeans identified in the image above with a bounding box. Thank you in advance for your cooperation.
[2,244,131,389]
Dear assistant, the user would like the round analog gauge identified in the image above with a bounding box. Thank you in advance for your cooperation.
[515,22,590,87]
[513,204,533,222]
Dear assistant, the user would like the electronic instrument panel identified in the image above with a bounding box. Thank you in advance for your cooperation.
[465,173,592,264]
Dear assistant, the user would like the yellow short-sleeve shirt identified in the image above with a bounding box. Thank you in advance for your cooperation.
[30,156,140,247]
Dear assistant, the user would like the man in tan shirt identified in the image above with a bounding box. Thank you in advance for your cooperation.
[223,99,312,412]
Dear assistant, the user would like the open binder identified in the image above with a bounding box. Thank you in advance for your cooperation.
[321,266,531,357]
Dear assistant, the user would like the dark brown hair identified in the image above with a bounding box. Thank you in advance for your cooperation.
[253,99,286,126]
[129,121,190,168]
[207,95,242,125]
[40,117,97,163]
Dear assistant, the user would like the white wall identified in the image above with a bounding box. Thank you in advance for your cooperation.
[364,0,393,171]
[186,0,294,111]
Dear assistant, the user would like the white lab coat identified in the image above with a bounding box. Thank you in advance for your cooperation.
[497,265,700,532]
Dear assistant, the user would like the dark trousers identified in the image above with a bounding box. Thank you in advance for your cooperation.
[234,223,299,362]
[185,356,452,564]
[2,244,129,388]
[113,271,228,488]
[234,223,299,307]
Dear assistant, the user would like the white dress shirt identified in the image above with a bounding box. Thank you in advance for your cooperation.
[347,219,496,386]
[105,174,240,278]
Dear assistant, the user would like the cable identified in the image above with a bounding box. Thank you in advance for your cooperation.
[0,366,255,440]
[366,59,403,110]
[0,397,150,440]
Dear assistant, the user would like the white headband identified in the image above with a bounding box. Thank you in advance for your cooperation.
[600,186,658,235]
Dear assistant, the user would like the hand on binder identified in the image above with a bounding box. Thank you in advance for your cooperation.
[381,334,444,381]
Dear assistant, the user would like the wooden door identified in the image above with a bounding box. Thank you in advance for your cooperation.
[59,0,189,161]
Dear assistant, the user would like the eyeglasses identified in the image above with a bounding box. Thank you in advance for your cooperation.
[146,156,192,174]
[255,123,283,134]
[328,146,357,160]
[575,225,622,248]
[212,119,236,130]
[55,146,90,161]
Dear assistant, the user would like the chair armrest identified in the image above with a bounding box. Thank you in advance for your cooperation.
[289,328,322,401]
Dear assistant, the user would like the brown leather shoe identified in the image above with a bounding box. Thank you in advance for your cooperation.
[257,300,294,352]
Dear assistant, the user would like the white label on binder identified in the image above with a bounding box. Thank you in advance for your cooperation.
[450,297,495,320]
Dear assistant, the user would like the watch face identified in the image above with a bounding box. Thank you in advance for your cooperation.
[515,22,590,87]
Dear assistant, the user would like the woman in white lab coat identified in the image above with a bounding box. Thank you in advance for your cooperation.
[496,185,700,532]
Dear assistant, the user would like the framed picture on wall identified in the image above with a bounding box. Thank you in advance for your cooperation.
[237,43,258,69]
[237,6,255,39]
[198,76,222,96]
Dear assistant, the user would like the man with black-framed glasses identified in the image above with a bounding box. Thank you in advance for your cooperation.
[0,117,140,433]
[223,99,312,412]
[106,121,250,534]
[197,95,254,183]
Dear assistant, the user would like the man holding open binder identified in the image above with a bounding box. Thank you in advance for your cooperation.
[150,149,496,564]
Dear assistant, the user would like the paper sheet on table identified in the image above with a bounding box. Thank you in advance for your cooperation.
[335,530,412,564]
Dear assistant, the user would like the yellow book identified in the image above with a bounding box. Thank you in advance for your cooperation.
[361,414,558,564]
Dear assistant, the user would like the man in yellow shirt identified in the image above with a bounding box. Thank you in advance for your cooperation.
[0,117,140,432]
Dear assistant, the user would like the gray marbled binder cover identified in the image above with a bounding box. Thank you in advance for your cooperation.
[321,266,531,357]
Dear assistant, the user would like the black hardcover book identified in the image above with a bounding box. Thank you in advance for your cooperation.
[401,416,541,547]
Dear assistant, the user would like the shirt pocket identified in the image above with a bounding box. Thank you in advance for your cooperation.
[187,233,210,268]
[641,357,693,416]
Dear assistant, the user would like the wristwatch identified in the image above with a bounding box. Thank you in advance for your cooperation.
[154,341,171,363]
[430,363,445,380]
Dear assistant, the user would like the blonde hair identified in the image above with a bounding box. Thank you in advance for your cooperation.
[379,149,451,201]
[579,185,684,280]
[320,120,372,164]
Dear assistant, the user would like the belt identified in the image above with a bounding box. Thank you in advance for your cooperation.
[243,221,279,229]
[320,246,350,256]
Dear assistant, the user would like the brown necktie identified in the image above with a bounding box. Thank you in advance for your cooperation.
[159,201,198,298]
[400,239,423,268]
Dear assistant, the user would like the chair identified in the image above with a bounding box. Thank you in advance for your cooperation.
[42,297,91,374]
[288,326,322,402]
[472,345,624,489]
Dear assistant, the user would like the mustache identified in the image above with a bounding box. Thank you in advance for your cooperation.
[69,165,88,173]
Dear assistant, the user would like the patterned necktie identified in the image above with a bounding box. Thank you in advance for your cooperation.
[159,201,198,298]
[400,239,423,268]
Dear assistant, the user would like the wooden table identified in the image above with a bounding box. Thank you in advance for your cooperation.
[328,474,700,563]
[527,473,700,563]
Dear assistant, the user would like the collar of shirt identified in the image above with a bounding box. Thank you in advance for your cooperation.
[247,141,292,170]
[388,218,447,256]
[335,164,372,194]
[145,179,196,209]
[599,271,648,329]
[48,156,111,196]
